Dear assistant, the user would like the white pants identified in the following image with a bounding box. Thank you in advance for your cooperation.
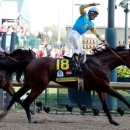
[68,30,83,55]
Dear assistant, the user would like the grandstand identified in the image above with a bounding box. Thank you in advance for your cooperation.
[0,0,30,28]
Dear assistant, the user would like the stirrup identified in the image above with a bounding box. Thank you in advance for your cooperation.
[78,67,82,72]
[77,64,82,72]
[76,64,82,72]
[72,62,82,72]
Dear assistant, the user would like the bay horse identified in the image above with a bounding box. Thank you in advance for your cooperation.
[1,46,130,126]
[0,49,36,110]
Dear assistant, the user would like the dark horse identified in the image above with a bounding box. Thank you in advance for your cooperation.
[0,49,36,111]
[1,46,130,126]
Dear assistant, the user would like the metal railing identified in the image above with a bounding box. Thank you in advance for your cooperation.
[12,81,130,90]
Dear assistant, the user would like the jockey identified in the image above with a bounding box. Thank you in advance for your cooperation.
[68,3,109,72]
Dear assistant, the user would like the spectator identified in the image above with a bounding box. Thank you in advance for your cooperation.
[46,44,52,57]
[1,24,7,32]
[37,49,44,58]
[55,48,60,58]
[0,29,3,47]
[0,27,3,33]
[51,48,56,58]
[16,26,25,48]
[6,26,13,34]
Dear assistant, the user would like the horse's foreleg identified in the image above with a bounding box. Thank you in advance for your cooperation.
[0,95,16,121]
[3,84,35,116]
[0,83,30,121]
[0,86,30,122]
[0,89,28,121]
[96,91,119,126]
[0,85,17,121]
[4,86,27,110]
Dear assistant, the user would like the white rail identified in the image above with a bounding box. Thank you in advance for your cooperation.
[12,81,130,90]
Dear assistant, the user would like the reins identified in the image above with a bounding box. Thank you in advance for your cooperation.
[105,45,130,68]
[0,55,19,63]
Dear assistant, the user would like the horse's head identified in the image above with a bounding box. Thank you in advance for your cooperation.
[9,49,36,62]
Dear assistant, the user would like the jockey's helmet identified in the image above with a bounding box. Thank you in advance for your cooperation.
[88,7,99,15]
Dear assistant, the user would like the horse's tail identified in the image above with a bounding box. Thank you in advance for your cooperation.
[0,59,32,82]
[15,59,32,83]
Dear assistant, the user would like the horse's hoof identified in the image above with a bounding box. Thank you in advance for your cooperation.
[33,120,38,123]
[110,121,119,126]
[0,112,8,121]
[114,122,119,126]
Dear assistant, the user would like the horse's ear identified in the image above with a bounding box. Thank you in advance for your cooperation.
[29,49,31,52]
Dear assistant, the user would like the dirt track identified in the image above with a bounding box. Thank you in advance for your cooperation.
[0,110,130,130]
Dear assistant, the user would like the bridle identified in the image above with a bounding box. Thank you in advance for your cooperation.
[105,44,130,68]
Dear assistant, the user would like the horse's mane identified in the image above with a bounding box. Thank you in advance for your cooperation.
[93,46,126,55]
[9,49,28,56]
[7,49,36,57]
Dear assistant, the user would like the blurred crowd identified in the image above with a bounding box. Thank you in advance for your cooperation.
[0,23,97,57]
[0,23,30,48]
[36,44,73,58]
[0,23,72,58]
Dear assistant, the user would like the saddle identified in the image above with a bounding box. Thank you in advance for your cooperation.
[55,54,87,91]
[63,54,86,72]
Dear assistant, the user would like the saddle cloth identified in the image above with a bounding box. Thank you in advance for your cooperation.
[55,58,78,82]
[55,58,85,91]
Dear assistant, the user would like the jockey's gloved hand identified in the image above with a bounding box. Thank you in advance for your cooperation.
[103,40,109,47]
[90,3,100,6]
[3,52,9,56]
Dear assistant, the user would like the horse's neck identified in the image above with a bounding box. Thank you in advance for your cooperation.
[97,51,129,70]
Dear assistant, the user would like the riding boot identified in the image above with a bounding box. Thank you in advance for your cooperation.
[72,53,82,72]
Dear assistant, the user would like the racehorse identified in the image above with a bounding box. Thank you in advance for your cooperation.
[0,49,36,110]
[1,45,130,126]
